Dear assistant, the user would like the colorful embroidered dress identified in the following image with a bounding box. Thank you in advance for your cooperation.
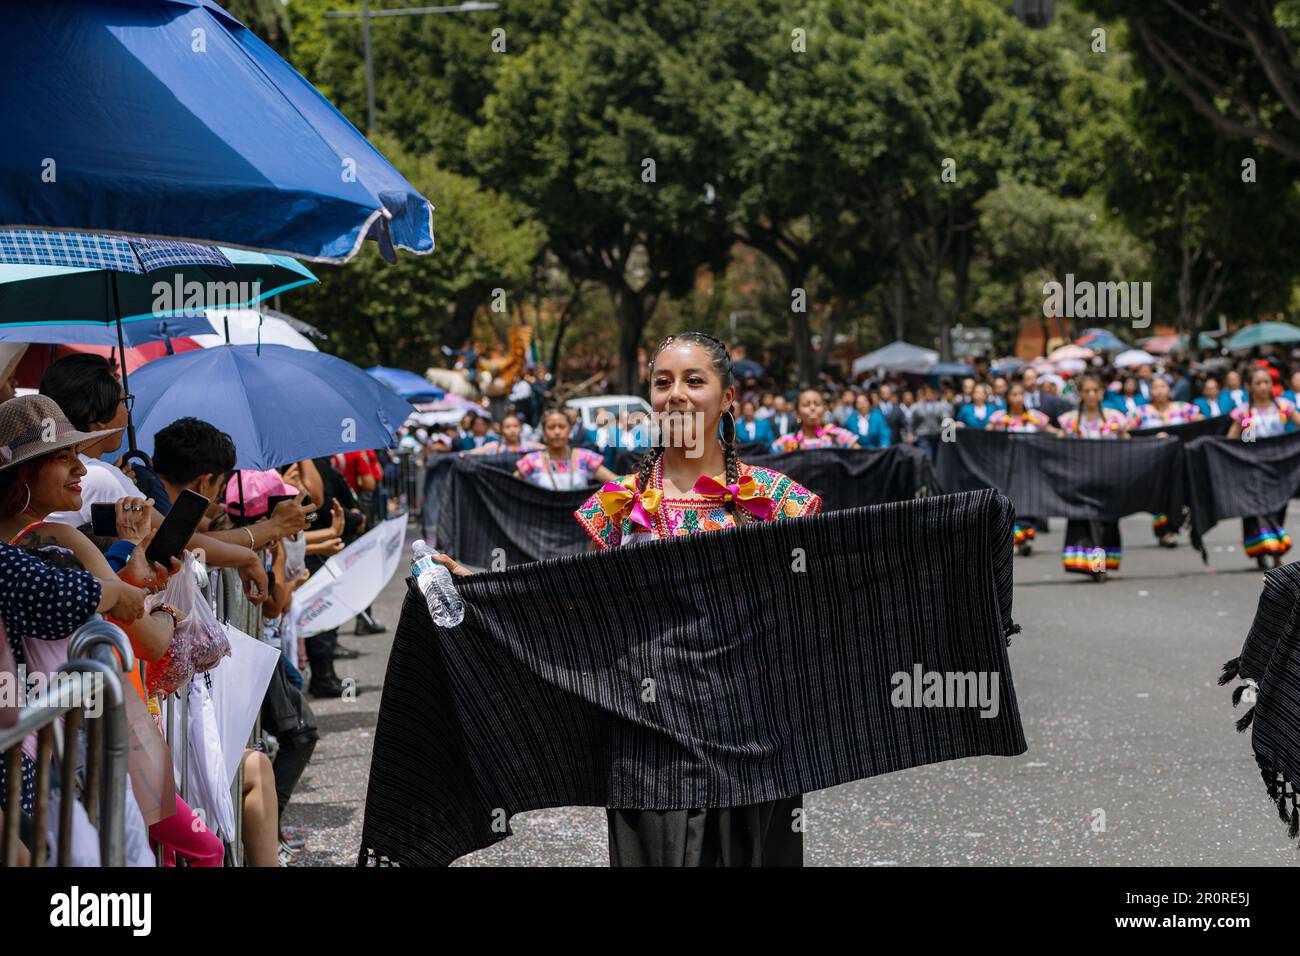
[474,439,544,455]
[517,447,605,491]
[1231,399,1297,559]
[1230,397,1297,439]
[1057,406,1128,439]
[985,408,1052,548]
[768,423,859,454]
[1059,407,1125,575]
[986,408,1051,434]
[574,455,822,549]
[1127,401,1201,430]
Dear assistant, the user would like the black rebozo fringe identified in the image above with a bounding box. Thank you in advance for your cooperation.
[1004,621,1022,646]
[1257,758,1300,847]
[1218,657,1240,686]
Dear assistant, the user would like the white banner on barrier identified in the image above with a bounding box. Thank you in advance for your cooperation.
[293,515,408,638]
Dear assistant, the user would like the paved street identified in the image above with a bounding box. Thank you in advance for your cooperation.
[288,515,1294,866]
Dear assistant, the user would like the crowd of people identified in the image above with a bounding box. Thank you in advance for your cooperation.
[0,354,391,866]
[404,344,1300,585]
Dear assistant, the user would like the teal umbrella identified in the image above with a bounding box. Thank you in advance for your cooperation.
[1224,322,1300,351]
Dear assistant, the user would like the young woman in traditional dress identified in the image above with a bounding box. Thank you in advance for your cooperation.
[468,413,543,456]
[434,332,822,866]
[1056,374,1130,582]
[513,407,618,491]
[768,388,860,453]
[1125,375,1202,547]
[986,382,1060,556]
[1226,366,1300,568]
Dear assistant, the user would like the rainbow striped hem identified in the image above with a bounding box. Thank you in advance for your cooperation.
[1013,523,1036,546]
[1062,546,1121,573]
[1245,528,1292,558]
[1152,513,1169,532]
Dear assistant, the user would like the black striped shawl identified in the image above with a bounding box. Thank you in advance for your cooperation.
[360,489,1026,866]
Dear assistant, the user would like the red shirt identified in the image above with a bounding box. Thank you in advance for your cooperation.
[332,450,383,493]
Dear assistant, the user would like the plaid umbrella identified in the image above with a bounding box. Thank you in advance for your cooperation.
[0,229,317,457]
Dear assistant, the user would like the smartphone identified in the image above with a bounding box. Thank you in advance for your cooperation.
[145,489,209,567]
[90,502,118,538]
[264,493,296,516]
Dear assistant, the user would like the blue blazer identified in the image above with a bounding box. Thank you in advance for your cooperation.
[1193,396,1229,419]
[734,417,775,446]
[844,410,890,448]
[955,404,994,430]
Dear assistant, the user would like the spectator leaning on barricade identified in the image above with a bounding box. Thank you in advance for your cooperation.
[214,468,318,864]
[295,456,367,697]
[331,449,387,636]
[39,355,269,605]
[0,395,226,866]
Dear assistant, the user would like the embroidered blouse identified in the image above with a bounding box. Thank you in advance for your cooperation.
[473,439,544,456]
[516,447,605,491]
[574,456,822,550]
[1127,401,1201,430]
[769,423,860,454]
[1231,397,1297,439]
[1057,406,1127,439]
[986,408,1052,433]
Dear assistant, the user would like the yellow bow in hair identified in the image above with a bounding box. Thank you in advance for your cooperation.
[597,476,662,529]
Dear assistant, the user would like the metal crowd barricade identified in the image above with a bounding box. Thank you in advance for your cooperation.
[1,619,130,867]
[378,449,424,528]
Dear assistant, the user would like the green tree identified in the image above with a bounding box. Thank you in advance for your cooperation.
[288,140,546,368]
[468,0,741,393]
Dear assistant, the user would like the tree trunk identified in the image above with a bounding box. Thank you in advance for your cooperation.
[612,283,648,395]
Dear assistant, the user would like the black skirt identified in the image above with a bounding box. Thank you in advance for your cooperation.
[1243,505,1291,559]
[607,796,804,867]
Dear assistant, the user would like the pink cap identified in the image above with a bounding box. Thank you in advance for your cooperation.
[225,469,298,519]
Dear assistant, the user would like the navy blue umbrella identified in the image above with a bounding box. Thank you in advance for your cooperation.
[733,359,766,379]
[0,2,433,263]
[120,345,416,471]
[366,366,445,404]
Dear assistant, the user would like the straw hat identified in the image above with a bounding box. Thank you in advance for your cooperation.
[0,394,122,472]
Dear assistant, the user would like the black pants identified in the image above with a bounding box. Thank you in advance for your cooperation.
[607,796,804,867]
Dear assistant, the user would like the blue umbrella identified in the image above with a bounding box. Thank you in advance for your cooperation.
[733,359,766,379]
[366,366,445,404]
[119,345,416,471]
[1075,328,1128,353]
[0,312,215,347]
[0,2,433,263]
[928,361,975,377]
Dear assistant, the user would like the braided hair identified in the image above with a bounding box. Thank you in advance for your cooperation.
[636,332,751,525]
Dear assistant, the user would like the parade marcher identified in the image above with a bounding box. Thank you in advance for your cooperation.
[468,412,543,456]
[1126,376,1202,547]
[769,389,861,453]
[734,399,776,446]
[768,395,797,439]
[987,382,1059,555]
[515,408,618,491]
[954,382,996,430]
[1056,375,1130,581]
[1224,369,1249,410]
[1194,375,1228,418]
[431,331,823,866]
[1227,367,1300,568]
[845,391,891,448]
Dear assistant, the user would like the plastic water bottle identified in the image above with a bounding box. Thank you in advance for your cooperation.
[412,539,464,627]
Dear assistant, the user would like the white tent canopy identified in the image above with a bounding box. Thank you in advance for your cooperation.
[851,340,939,376]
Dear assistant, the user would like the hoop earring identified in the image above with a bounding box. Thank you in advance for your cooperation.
[722,410,738,448]
[21,483,31,513]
